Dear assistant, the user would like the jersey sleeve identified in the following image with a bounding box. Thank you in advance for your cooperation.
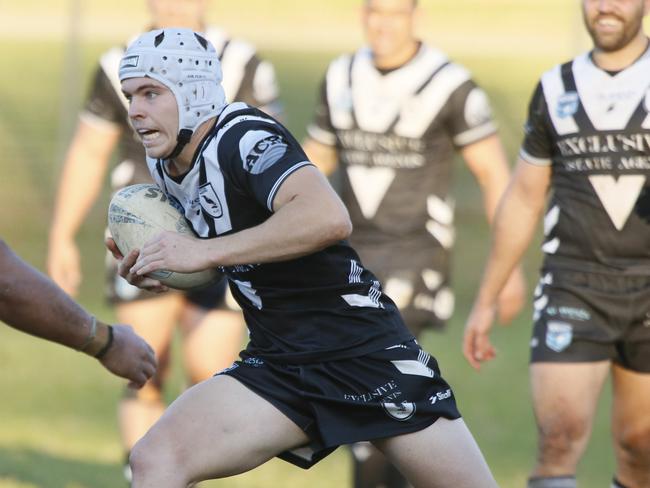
[81,64,126,128]
[519,81,553,166]
[442,79,497,148]
[306,76,337,146]
[219,120,314,211]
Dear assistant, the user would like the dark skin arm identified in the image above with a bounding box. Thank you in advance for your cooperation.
[0,239,156,388]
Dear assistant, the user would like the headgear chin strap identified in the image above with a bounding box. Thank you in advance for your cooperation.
[118,28,226,159]
[167,129,193,160]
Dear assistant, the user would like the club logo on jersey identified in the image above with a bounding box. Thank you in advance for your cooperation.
[557,92,579,119]
[545,321,573,352]
[120,55,139,69]
[382,401,416,421]
[198,182,223,218]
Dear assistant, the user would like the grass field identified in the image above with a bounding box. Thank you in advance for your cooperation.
[0,3,618,487]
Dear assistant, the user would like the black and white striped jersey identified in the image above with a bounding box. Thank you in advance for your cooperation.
[148,103,412,363]
[82,26,281,191]
[307,43,497,249]
[521,49,650,274]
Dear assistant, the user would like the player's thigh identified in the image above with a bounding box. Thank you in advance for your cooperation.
[136,374,310,481]
[116,293,184,353]
[530,361,610,438]
[372,418,497,488]
[181,306,245,380]
[611,362,650,448]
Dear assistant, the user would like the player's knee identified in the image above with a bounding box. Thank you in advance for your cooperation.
[537,415,589,461]
[615,422,650,466]
[129,438,157,480]
[130,432,188,483]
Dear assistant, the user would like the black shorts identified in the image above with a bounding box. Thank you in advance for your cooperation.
[353,241,452,335]
[531,269,650,372]
[220,339,461,469]
[105,251,235,311]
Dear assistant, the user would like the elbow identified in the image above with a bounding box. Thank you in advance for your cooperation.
[336,216,353,241]
[327,210,353,243]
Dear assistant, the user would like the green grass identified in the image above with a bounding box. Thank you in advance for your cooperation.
[0,26,617,488]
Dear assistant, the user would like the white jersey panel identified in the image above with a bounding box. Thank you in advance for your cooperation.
[99,47,128,111]
[395,62,470,138]
[541,65,579,136]
[219,40,256,102]
[573,53,650,131]
[350,47,447,135]
[326,55,355,130]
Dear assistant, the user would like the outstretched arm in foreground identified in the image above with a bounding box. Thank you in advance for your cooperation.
[0,239,156,388]
[463,159,551,370]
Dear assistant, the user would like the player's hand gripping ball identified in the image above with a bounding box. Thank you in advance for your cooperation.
[108,184,221,290]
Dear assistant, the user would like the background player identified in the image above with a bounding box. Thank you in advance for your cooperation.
[46,0,280,479]
[303,1,525,485]
[113,27,499,488]
[463,1,650,487]
[0,239,156,388]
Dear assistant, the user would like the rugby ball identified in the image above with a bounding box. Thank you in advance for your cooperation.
[107,184,221,290]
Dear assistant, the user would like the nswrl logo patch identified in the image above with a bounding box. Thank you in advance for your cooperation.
[545,321,573,352]
[556,92,579,119]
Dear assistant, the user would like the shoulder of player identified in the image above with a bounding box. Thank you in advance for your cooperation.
[211,104,282,151]
[98,46,126,76]
[538,51,589,86]
[415,43,475,81]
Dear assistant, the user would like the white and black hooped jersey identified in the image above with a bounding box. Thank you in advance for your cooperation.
[148,103,412,363]
[307,44,497,249]
[521,49,650,273]
[82,26,281,191]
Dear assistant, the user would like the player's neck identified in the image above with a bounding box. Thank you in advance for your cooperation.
[373,41,420,71]
[168,118,216,175]
[591,34,649,72]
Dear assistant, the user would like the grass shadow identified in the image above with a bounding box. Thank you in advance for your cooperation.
[0,447,123,488]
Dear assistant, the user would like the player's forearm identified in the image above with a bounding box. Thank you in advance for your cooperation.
[0,241,108,352]
[478,162,511,224]
[50,155,108,239]
[206,191,351,267]
[50,121,116,239]
[463,135,512,223]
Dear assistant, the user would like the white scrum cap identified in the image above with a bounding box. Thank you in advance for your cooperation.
[119,28,226,140]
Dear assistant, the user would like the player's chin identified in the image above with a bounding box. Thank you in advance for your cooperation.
[143,146,168,159]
